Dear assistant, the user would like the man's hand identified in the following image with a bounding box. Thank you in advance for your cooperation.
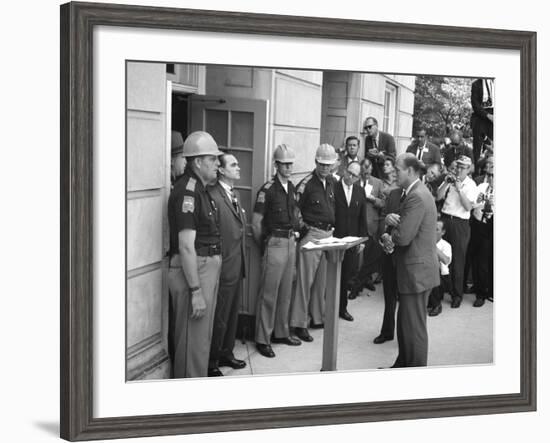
[356,243,365,254]
[368,148,379,156]
[379,233,395,254]
[385,213,401,227]
[487,114,494,123]
[191,289,206,319]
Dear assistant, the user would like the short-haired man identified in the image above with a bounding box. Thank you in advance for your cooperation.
[406,129,441,169]
[441,130,474,168]
[437,155,478,308]
[337,136,361,177]
[333,161,368,321]
[167,131,224,378]
[252,145,302,358]
[348,157,385,298]
[363,117,396,178]
[382,153,439,367]
[290,144,338,342]
[207,153,247,376]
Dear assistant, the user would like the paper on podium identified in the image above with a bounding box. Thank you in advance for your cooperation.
[301,236,364,250]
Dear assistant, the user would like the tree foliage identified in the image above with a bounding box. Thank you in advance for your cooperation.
[413,76,473,140]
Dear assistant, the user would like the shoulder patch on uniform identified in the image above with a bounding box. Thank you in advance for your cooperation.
[186,177,196,192]
[182,195,195,213]
[297,174,312,194]
[263,180,273,190]
[257,191,266,203]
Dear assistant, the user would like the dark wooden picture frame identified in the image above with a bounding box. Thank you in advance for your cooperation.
[60,1,537,441]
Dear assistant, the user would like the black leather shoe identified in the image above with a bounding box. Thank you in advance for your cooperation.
[272,336,302,346]
[294,327,313,342]
[309,322,324,329]
[339,311,354,321]
[373,335,392,344]
[451,297,462,308]
[428,304,442,316]
[219,357,246,369]
[348,289,359,300]
[207,367,224,377]
[473,298,485,307]
[256,343,275,358]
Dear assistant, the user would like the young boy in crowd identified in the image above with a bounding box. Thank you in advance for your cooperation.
[427,218,453,316]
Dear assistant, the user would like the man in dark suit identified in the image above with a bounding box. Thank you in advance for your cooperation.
[441,130,474,168]
[471,78,494,174]
[363,117,396,179]
[381,153,439,367]
[372,186,401,344]
[207,153,247,376]
[406,129,441,169]
[333,161,368,321]
[348,158,385,298]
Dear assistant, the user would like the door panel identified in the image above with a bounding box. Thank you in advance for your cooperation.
[190,95,268,315]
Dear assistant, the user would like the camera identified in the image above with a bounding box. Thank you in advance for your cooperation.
[445,174,456,184]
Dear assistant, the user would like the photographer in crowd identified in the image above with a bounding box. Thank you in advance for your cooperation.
[437,155,478,308]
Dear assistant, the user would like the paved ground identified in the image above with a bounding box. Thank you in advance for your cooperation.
[222,283,493,376]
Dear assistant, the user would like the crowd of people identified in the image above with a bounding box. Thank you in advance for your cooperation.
[166,78,495,377]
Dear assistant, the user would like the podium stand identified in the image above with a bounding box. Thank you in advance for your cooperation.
[301,236,368,371]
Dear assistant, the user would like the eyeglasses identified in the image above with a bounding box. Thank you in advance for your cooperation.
[364,124,374,130]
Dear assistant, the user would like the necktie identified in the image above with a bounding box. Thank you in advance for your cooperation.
[230,188,239,212]
[400,189,406,203]
[373,138,378,151]
[417,147,423,160]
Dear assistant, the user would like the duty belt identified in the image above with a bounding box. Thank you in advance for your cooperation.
[270,228,295,238]
[196,244,221,256]
[306,221,334,231]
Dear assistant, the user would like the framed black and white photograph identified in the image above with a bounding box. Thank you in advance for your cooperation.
[60,1,536,441]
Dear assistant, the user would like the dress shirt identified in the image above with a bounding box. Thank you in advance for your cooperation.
[441,176,478,219]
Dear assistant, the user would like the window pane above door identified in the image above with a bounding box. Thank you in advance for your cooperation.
[231,111,254,148]
[205,109,228,148]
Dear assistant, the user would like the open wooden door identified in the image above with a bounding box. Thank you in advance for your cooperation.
[190,95,269,323]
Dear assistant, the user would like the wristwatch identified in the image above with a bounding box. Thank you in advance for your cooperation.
[189,286,200,294]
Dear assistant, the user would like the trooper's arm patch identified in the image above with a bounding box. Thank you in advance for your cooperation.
[182,195,195,213]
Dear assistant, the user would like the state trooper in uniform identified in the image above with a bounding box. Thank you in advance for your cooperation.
[252,145,302,358]
[290,143,337,343]
[167,131,224,378]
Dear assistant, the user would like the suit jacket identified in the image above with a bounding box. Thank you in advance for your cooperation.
[441,144,474,168]
[360,176,385,238]
[471,78,493,120]
[406,141,441,167]
[208,182,247,280]
[337,153,362,178]
[365,131,396,178]
[333,180,368,238]
[390,180,439,294]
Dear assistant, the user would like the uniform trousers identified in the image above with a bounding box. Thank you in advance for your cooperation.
[442,215,470,301]
[209,258,243,369]
[379,254,398,340]
[290,227,331,328]
[168,254,222,378]
[393,289,430,368]
[255,236,296,344]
